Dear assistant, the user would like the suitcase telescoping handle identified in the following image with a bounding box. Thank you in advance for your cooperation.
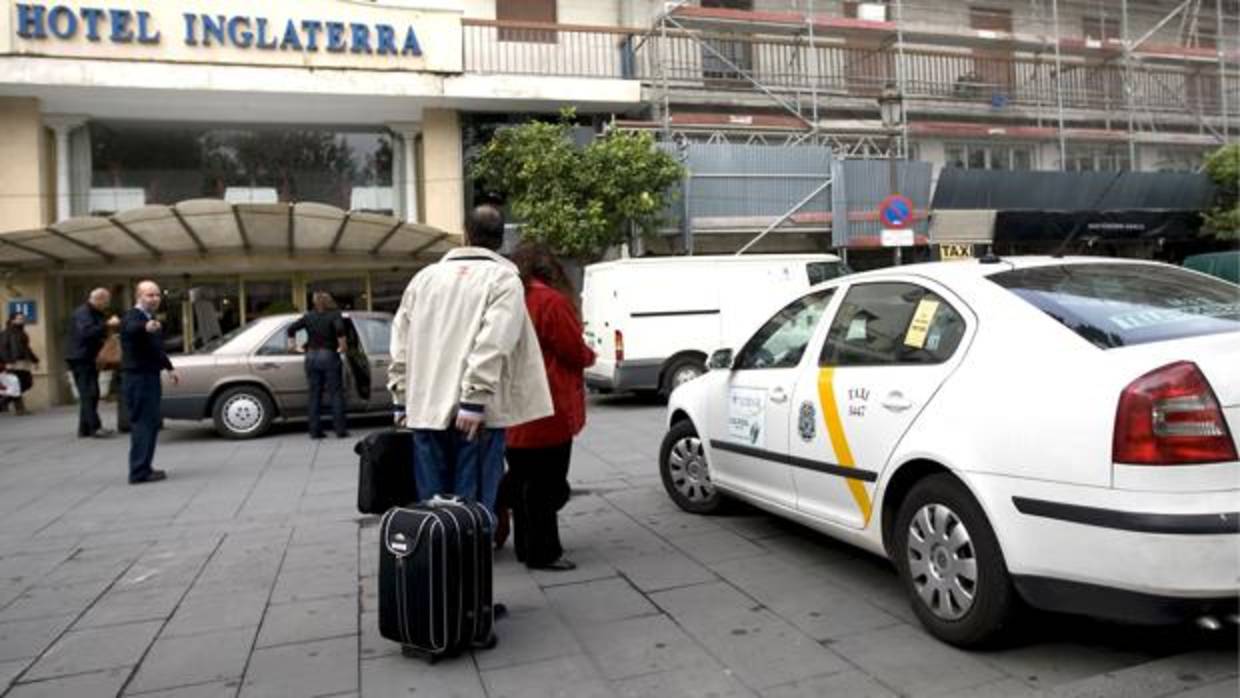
[427,494,465,507]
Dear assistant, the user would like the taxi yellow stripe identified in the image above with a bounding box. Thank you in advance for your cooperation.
[817,367,873,526]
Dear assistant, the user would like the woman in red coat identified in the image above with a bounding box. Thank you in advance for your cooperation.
[505,243,596,571]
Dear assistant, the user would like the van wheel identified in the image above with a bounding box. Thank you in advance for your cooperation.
[661,356,706,396]
[213,386,275,439]
[893,474,1016,648]
[659,420,722,514]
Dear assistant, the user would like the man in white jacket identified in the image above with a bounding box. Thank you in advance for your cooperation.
[388,204,553,513]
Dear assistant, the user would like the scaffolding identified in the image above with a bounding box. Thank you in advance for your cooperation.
[641,0,1238,159]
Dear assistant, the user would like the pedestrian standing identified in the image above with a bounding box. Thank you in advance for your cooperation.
[64,288,120,437]
[387,204,552,514]
[120,280,180,484]
[503,243,596,571]
[0,313,39,415]
[287,291,349,439]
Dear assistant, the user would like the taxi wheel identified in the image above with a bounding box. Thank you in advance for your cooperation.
[659,420,722,514]
[213,386,275,440]
[893,474,1016,648]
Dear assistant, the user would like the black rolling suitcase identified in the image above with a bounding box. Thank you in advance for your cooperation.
[355,430,417,515]
[378,496,497,661]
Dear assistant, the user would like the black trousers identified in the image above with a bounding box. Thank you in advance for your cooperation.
[305,349,346,436]
[68,361,101,436]
[504,442,573,567]
[124,372,161,482]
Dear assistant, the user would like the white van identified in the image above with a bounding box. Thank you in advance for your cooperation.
[582,254,850,395]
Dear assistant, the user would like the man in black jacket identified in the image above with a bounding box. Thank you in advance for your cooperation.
[64,288,119,437]
[120,281,180,485]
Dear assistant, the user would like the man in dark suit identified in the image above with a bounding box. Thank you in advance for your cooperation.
[64,288,120,437]
[120,280,180,485]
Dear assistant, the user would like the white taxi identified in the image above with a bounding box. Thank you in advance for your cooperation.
[660,256,1239,647]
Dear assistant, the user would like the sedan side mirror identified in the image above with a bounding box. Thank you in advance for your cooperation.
[708,348,734,370]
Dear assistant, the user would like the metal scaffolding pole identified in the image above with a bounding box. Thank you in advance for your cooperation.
[1122,0,1138,166]
[895,0,909,159]
[1052,0,1068,168]
[1219,0,1231,144]
[807,0,819,130]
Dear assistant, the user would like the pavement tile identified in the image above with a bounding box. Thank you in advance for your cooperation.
[757,585,902,642]
[125,627,255,694]
[0,658,29,691]
[0,615,75,662]
[361,652,485,698]
[5,667,131,698]
[239,635,357,697]
[830,624,1007,697]
[0,578,111,623]
[122,680,241,697]
[24,620,162,681]
[577,614,717,681]
[1172,679,1240,698]
[269,563,357,604]
[669,529,768,565]
[1040,649,1239,698]
[983,638,1160,690]
[545,577,659,628]
[612,552,715,592]
[358,612,400,661]
[474,606,583,672]
[162,589,268,638]
[75,586,186,629]
[481,654,615,698]
[524,548,617,588]
[760,669,899,698]
[255,595,357,648]
[614,664,757,698]
[651,582,849,689]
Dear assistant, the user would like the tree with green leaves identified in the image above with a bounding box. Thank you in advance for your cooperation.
[470,110,684,260]
[1203,144,1238,241]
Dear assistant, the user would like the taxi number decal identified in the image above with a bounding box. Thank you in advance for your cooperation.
[904,299,940,349]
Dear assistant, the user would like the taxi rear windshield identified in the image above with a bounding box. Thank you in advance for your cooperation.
[988,263,1240,349]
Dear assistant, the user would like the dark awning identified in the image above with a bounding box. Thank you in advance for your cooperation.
[993,209,1204,244]
[932,170,1216,211]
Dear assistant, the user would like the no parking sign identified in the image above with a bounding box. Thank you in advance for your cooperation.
[879,194,915,247]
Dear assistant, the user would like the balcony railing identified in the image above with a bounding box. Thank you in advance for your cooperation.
[462,20,1238,119]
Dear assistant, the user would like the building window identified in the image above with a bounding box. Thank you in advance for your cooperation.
[944,142,1036,170]
[88,123,393,215]
[1082,15,1120,42]
[1064,145,1134,172]
[496,0,556,43]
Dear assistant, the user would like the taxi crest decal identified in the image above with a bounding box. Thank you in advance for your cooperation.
[798,401,816,442]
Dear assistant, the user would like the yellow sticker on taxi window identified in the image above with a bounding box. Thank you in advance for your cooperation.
[904,299,940,348]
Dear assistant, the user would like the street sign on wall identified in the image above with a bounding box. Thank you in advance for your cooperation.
[878,194,914,229]
[6,299,37,324]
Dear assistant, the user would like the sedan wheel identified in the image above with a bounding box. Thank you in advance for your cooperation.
[893,474,1016,648]
[659,420,722,514]
[213,386,275,439]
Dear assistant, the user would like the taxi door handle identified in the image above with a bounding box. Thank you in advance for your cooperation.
[770,387,789,404]
[881,392,913,412]
[256,362,280,371]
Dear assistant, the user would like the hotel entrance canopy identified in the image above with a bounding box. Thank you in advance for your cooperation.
[0,200,459,270]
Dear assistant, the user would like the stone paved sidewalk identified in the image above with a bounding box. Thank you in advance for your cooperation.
[0,398,1234,698]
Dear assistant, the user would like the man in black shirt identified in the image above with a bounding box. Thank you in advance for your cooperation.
[121,280,180,484]
[287,292,348,439]
[65,288,120,437]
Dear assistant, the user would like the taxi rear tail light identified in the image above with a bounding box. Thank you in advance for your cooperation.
[1113,361,1237,465]
[615,330,625,362]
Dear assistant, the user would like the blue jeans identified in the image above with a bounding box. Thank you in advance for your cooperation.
[124,371,161,482]
[413,428,506,513]
[305,350,346,436]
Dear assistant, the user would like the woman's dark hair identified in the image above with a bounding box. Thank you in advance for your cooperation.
[6,314,25,329]
[510,242,578,314]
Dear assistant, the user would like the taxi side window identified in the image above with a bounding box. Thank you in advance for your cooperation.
[735,289,835,370]
[820,283,965,366]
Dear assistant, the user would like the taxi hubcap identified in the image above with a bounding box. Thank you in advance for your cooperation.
[667,436,714,503]
[907,503,978,621]
[223,394,264,433]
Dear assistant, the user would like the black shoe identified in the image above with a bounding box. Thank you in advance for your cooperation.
[91,429,116,439]
[310,432,326,440]
[529,557,577,572]
[335,431,350,439]
[129,469,167,485]
[493,603,508,619]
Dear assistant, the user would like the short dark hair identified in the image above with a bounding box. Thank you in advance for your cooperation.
[465,204,505,250]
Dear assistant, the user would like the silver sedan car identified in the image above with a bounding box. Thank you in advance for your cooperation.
[160,311,394,438]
